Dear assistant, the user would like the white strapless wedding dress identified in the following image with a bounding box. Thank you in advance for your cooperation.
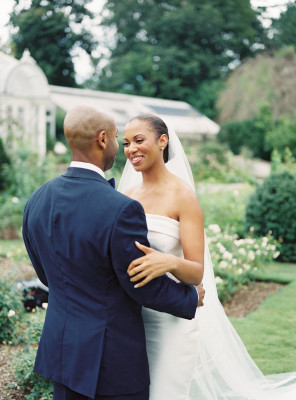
[142,214,200,400]
[143,214,296,400]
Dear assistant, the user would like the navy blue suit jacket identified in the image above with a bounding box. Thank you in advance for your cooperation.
[22,167,198,398]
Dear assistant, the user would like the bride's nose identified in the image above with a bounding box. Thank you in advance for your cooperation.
[129,142,138,153]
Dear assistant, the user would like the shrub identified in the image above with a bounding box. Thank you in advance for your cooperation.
[12,311,53,400]
[0,278,23,344]
[189,141,254,184]
[245,172,296,262]
[206,225,279,301]
[265,113,296,157]
[0,142,58,238]
[271,148,296,177]
[218,105,272,160]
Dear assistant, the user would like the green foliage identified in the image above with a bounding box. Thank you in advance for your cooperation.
[245,172,296,262]
[0,137,10,191]
[0,141,58,238]
[96,0,265,107]
[55,107,67,140]
[265,113,296,156]
[12,311,53,400]
[10,0,96,86]
[218,105,272,160]
[198,184,254,236]
[188,79,225,119]
[190,141,254,184]
[272,3,296,49]
[271,148,296,177]
[0,278,23,344]
[206,226,278,301]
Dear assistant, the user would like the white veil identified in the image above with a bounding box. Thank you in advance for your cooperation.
[118,124,296,399]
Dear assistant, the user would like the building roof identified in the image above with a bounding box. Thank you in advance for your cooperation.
[0,50,49,98]
[50,85,220,137]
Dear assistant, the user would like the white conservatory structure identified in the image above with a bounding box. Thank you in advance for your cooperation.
[0,51,219,156]
[0,51,55,156]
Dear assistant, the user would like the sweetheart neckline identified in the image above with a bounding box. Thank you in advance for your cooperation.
[145,213,180,225]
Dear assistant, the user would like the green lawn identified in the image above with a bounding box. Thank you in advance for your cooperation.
[231,262,296,374]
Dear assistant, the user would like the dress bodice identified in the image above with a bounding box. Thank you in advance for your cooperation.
[145,214,183,258]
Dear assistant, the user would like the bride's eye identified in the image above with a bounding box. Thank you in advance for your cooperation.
[136,139,144,144]
[122,142,129,147]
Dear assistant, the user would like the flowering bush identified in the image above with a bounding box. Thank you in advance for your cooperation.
[0,278,23,344]
[12,311,53,400]
[206,224,280,301]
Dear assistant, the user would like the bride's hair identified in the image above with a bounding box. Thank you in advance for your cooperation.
[129,114,169,163]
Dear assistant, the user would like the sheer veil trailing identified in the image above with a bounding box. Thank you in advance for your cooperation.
[118,123,296,399]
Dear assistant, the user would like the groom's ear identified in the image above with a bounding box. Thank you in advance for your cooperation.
[97,130,107,149]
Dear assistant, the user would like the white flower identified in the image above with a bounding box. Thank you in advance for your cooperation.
[42,303,48,309]
[238,248,246,256]
[215,276,223,284]
[256,250,261,255]
[243,263,251,270]
[208,224,221,234]
[248,251,255,261]
[8,310,15,317]
[6,252,12,258]
[12,197,19,204]
[238,268,243,275]
[273,251,280,259]
[219,261,228,269]
[223,251,233,261]
[217,243,226,253]
[54,141,68,155]
[232,258,238,265]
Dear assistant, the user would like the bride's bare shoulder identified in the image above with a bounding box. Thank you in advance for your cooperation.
[170,174,203,218]
[124,185,141,199]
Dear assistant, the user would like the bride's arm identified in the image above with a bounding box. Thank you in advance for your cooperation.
[128,188,204,286]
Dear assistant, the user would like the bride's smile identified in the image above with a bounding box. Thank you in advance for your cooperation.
[123,118,168,173]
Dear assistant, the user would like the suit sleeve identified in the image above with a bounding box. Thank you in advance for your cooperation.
[22,201,48,287]
[110,200,198,319]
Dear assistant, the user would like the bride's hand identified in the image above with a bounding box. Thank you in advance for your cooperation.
[128,241,177,288]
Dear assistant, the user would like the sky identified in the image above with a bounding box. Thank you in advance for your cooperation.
[0,0,291,81]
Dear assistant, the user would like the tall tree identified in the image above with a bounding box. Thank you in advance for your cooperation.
[96,0,266,112]
[272,1,296,49]
[10,0,97,87]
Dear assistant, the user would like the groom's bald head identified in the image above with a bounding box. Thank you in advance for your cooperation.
[64,105,115,151]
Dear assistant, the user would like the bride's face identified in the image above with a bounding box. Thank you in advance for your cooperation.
[123,119,165,172]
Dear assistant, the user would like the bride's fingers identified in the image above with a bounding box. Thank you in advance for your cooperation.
[134,275,154,288]
[128,256,147,274]
[135,241,154,254]
[130,267,151,282]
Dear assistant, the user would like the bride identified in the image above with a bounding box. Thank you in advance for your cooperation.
[118,114,296,400]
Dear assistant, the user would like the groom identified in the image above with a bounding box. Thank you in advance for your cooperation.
[22,105,203,400]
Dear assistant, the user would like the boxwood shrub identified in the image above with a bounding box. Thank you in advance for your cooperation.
[245,172,296,262]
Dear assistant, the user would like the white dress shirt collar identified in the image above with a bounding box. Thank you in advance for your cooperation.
[70,161,105,178]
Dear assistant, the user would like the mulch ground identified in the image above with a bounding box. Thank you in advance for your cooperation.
[222,281,285,318]
[0,281,285,399]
